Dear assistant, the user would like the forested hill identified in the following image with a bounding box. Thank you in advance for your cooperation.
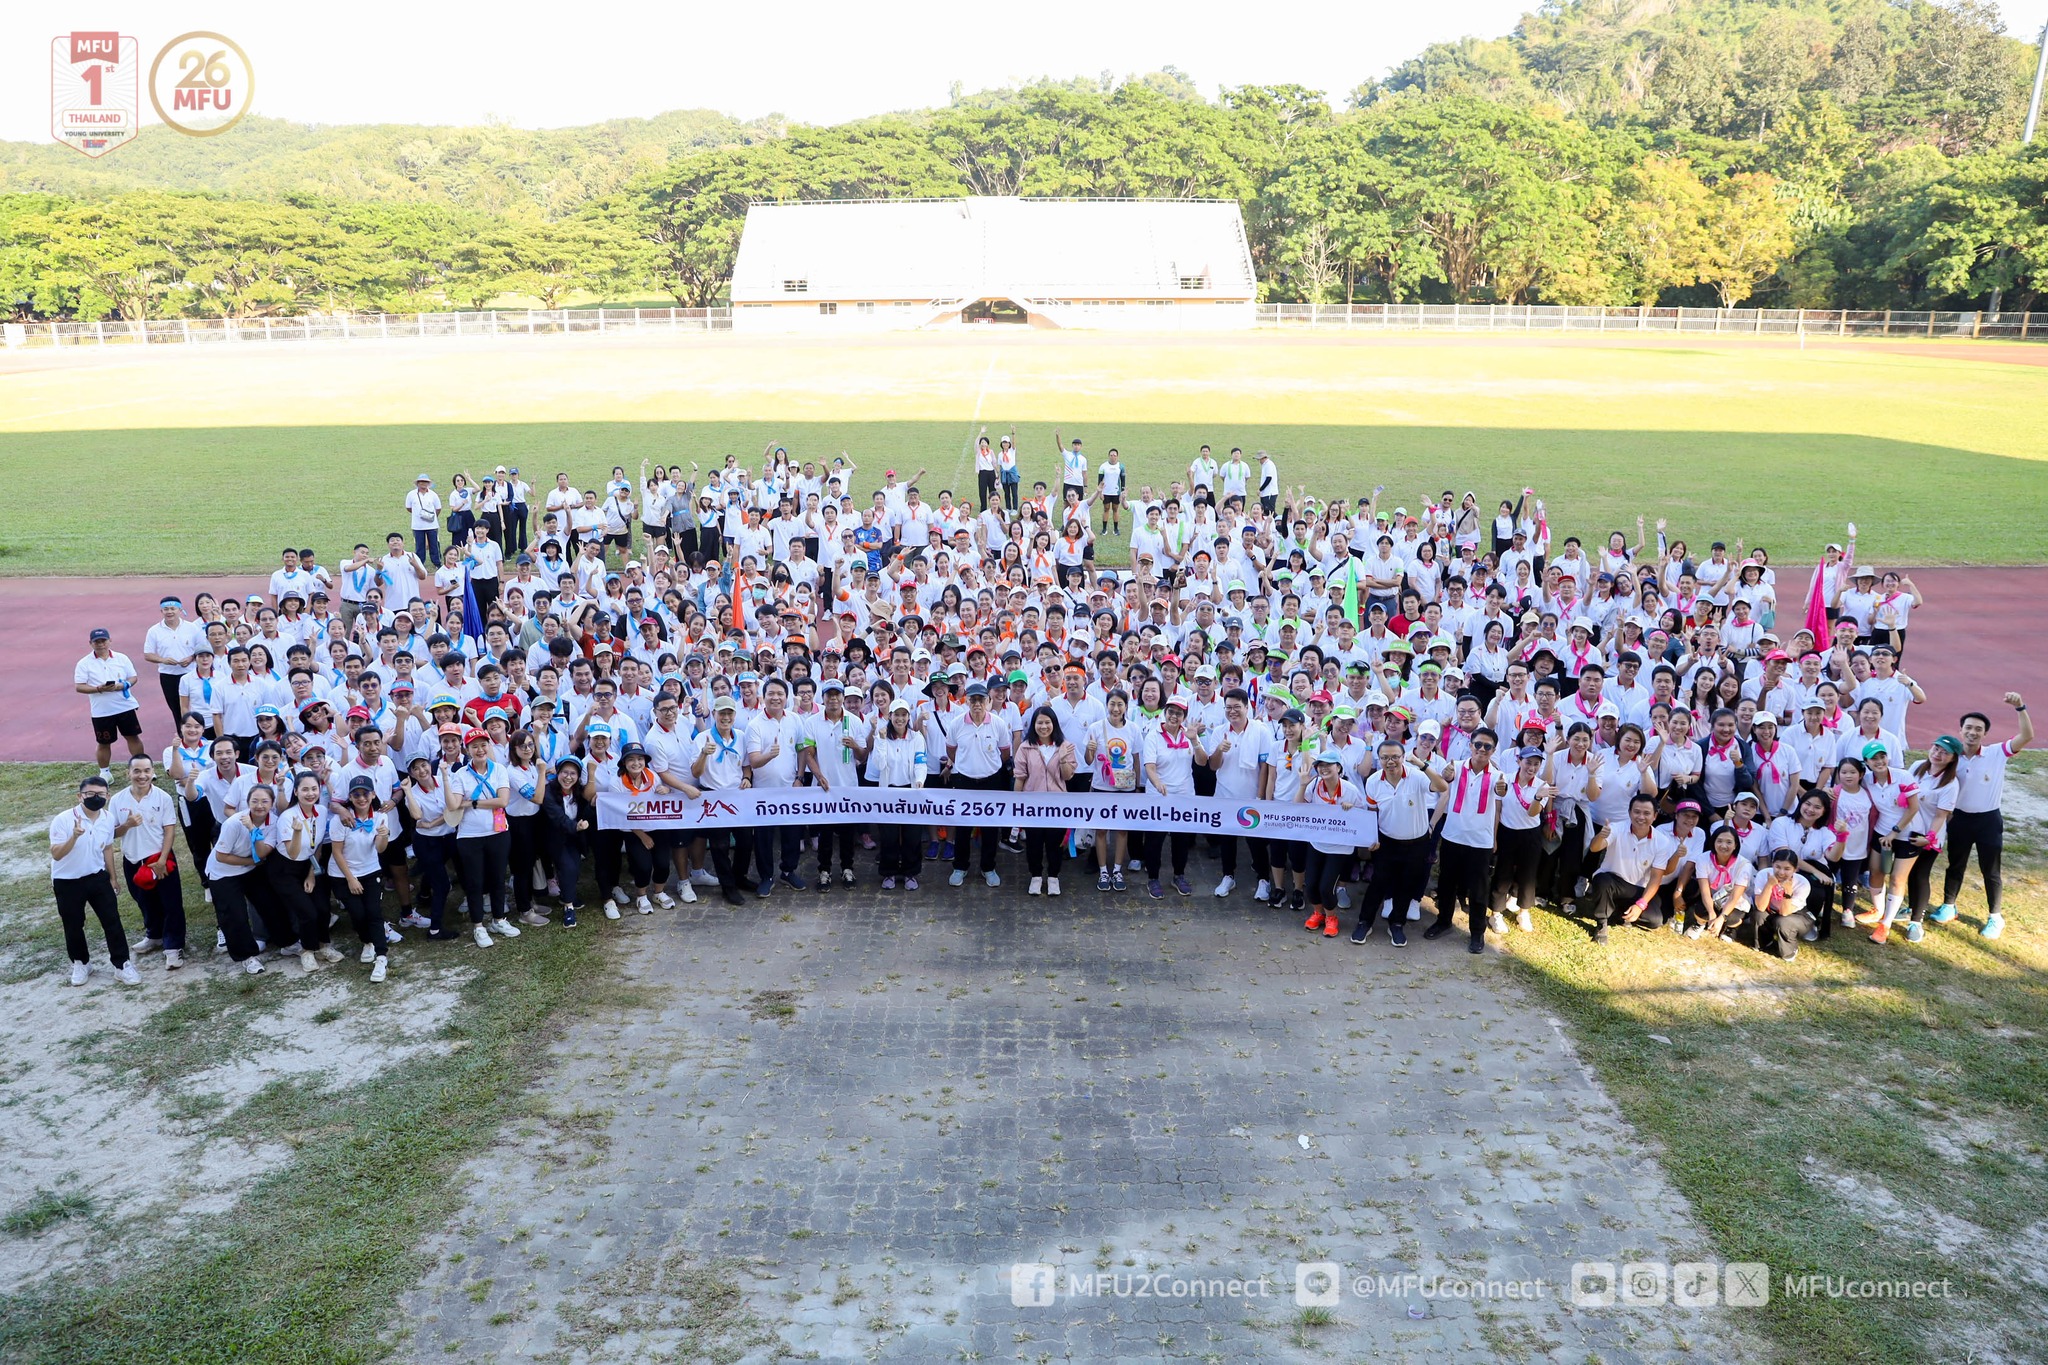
[3,0,2043,319]
[0,110,778,213]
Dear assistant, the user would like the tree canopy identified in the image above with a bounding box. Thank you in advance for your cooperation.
[3,0,2041,319]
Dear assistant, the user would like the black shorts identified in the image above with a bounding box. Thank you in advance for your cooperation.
[606,532,631,550]
[1101,493,1122,508]
[92,709,142,744]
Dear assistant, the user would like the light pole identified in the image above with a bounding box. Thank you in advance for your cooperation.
[1991,21,2048,317]
[2028,18,2048,144]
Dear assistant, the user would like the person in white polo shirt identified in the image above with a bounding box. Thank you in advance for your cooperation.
[142,596,205,725]
[76,626,145,781]
[405,474,442,565]
[1349,737,1449,946]
[110,755,184,970]
[48,773,139,986]
[1582,793,1683,944]
[1934,691,2031,940]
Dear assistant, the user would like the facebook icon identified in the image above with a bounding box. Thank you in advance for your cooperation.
[1010,1263,1057,1307]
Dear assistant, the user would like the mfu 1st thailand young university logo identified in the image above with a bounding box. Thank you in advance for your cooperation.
[50,32,140,158]
[148,31,254,138]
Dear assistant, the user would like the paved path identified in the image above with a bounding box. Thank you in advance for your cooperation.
[404,885,1761,1363]
[4,568,2038,761]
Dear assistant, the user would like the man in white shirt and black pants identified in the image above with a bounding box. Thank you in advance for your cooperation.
[143,597,204,725]
[49,774,139,986]
[1431,728,1503,953]
[1582,794,1682,943]
[110,755,184,969]
[76,627,145,781]
[1351,739,1449,946]
[1938,691,2031,940]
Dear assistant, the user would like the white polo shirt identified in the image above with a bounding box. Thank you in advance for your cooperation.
[1365,768,1434,840]
[1955,739,2014,815]
[76,651,140,718]
[109,786,177,864]
[49,806,115,879]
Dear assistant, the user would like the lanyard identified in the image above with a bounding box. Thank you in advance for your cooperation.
[461,761,495,804]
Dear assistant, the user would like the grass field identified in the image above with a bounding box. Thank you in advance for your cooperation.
[3,331,2045,575]
[0,758,2041,1364]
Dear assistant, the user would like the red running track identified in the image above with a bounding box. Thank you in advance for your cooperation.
[2,568,2039,764]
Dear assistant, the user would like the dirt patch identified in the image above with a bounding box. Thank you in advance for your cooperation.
[742,988,801,1025]
[0,852,470,1293]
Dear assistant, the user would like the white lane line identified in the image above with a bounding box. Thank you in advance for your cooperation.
[953,349,1001,490]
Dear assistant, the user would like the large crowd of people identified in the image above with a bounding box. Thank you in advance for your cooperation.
[54,436,2030,987]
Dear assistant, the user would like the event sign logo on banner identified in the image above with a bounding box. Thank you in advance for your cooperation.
[598,789,1376,845]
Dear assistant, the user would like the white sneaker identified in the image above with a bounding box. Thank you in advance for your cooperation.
[204,887,213,903]
[299,950,319,973]
[984,871,1001,888]
[636,896,654,915]
[1505,896,1520,914]
[652,891,675,909]
[1028,877,1043,896]
[604,903,621,920]
[370,956,388,982]
[1047,877,1061,896]
[610,886,631,906]
[491,918,521,938]
[690,868,719,887]
[278,942,303,957]
[679,882,698,904]
[1214,875,1236,898]
[385,923,404,944]
[244,958,265,975]
[1253,879,1271,903]
[164,949,183,970]
[472,925,494,947]
[359,943,377,963]
[216,928,227,950]
[1335,886,1351,910]
[948,869,967,887]
[1488,912,1509,935]
[1406,903,1421,921]
[68,961,90,987]
[119,961,142,985]
[135,937,163,956]
[1516,909,1534,933]
[317,945,345,963]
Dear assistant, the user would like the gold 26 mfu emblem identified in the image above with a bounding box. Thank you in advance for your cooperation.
[148,31,253,137]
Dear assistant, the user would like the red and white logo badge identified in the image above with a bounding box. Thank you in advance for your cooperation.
[51,32,140,158]
[149,31,255,138]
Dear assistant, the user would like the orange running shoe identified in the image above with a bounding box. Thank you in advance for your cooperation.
[1869,921,1890,944]
[1304,910,1325,932]
[1322,918,1340,938]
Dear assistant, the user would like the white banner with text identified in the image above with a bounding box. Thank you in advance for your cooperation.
[598,788,1375,845]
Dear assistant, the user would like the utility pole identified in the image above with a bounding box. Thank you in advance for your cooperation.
[1992,21,2048,316]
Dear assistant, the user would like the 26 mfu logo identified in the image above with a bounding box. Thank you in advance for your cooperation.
[149,31,253,137]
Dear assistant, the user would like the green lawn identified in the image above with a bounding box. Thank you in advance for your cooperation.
[0,755,2041,1362]
[2,333,2044,574]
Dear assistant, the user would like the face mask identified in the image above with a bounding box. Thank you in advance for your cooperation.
[81,794,107,811]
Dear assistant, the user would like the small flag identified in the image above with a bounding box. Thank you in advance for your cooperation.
[732,570,747,633]
[461,569,485,645]
[1801,557,1828,645]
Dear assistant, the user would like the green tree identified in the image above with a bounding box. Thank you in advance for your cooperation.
[1699,172,1797,305]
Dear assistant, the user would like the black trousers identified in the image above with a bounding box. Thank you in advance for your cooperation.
[158,671,185,725]
[816,821,862,874]
[1219,835,1271,882]
[206,874,263,961]
[455,832,509,924]
[1436,839,1494,939]
[1360,833,1430,924]
[1141,829,1192,877]
[506,504,528,553]
[753,823,801,882]
[413,831,455,927]
[53,871,131,967]
[1746,903,1814,959]
[546,825,586,905]
[701,827,745,887]
[878,824,923,879]
[1024,827,1064,876]
[978,469,998,510]
[337,872,385,954]
[1303,847,1344,910]
[262,855,328,949]
[1584,871,1648,927]
[1490,824,1542,914]
[507,812,542,912]
[952,770,1006,873]
[123,856,186,950]
[1941,809,2004,915]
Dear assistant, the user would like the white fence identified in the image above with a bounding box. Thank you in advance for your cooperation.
[1255,302,2042,338]
[1,301,2040,346]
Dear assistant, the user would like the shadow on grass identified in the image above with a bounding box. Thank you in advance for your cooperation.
[1501,888,2048,1365]
[6,423,2047,574]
